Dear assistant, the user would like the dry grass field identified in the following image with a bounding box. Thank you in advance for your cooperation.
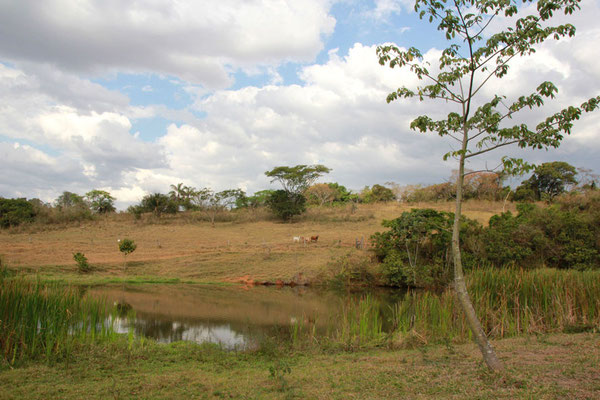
[0,201,515,283]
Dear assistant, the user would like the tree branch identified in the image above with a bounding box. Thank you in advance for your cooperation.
[465,139,519,158]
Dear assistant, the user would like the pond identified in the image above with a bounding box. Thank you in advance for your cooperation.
[85,284,405,349]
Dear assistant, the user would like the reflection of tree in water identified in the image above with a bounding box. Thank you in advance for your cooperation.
[133,317,187,342]
[129,313,249,348]
[92,284,404,346]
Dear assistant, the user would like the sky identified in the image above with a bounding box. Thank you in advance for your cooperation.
[1,0,599,209]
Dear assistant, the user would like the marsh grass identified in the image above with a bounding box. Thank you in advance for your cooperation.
[0,277,117,366]
[388,268,600,345]
[290,268,600,350]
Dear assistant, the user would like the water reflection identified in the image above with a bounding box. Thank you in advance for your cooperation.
[87,284,400,349]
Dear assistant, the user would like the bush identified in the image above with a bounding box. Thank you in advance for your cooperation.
[0,198,36,228]
[482,200,599,270]
[323,251,378,286]
[118,239,137,256]
[266,190,306,221]
[371,209,481,288]
[73,252,91,273]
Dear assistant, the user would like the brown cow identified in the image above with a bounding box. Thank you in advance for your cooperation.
[310,235,319,243]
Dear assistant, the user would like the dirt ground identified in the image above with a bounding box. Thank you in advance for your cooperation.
[0,201,514,282]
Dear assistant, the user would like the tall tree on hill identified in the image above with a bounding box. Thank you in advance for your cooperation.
[378,0,600,371]
[265,164,331,220]
[85,190,116,214]
[523,161,578,200]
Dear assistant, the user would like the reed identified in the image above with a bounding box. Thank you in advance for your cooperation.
[0,277,117,365]
[291,268,600,349]
[389,268,600,344]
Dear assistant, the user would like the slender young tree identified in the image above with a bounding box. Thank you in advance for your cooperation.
[378,0,599,371]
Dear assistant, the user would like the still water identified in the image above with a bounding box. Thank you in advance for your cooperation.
[86,284,403,349]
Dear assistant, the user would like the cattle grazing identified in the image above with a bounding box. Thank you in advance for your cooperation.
[310,235,319,243]
[293,236,303,243]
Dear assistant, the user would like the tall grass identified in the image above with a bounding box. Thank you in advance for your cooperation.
[389,268,600,344]
[0,278,117,365]
[290,268,600,349]
[335,295,384,347]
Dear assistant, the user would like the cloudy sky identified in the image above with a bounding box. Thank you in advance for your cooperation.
[1,0,599,208]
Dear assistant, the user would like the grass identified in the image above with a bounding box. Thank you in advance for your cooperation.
[282,268,600,351]
[0,333,598,399]
[0,277,117,366]
[2,200,598,398]
[0,201,516,284]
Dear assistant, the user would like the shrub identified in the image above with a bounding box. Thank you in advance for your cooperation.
[266,190,306,221]
[0,198,36,228]
[73,252,91,273]
[371,209,481,287]
[482,201,599,270]
[118,239,137,256]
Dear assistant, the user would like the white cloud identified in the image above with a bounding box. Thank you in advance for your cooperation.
[1,0,599,208]
[369,0,413,20]
[0,0,336,88]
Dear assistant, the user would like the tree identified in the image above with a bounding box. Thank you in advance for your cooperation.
[377,0,599,371]
[521,161,578,200]
[118,238,137,268]
[360,184,396,203]
[85,190,116,214]
[265,164,330,220]
[169,183,196,211]
[305,183,338,206]
[193,188,244,227]
[265,165,331,195]
[266,190,307,221]
[0,198,36,228]
[327,182,354,203]
[139,193,178,217]
[55,191,86,210]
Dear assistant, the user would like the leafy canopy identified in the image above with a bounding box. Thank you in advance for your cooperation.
[525,161,578,200]
[85,190,116,214]
[377,0,599,173]
[265,165,331,195]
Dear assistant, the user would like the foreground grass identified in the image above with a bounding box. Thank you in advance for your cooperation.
[0,333,598,399]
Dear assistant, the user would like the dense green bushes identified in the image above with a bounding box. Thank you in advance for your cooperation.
[373,193,600,287]
[371,209,481,287]
[0,198,36,228]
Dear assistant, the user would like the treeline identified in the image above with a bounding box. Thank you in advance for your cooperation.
[1,161,597,228]
[372,189,600,288]
[0,164,398,228]
[398,162,597,203]
[0,190,114,228]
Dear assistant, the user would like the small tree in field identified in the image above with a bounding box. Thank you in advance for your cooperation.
[119,238,137,268]
[378,0,599,371]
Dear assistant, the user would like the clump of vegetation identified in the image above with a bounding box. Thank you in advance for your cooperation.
[372,198,600,286]
[359,184,396,203]
[73,252,91,273]
[371,209,481,288]
[265,164,331,221]
[268,359,292,393]
[0,279,116,365]
[119,238,137,268]
[0,198,36,228]
[323,251,378,286]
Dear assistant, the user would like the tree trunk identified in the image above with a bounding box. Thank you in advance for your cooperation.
[452,146,503,372]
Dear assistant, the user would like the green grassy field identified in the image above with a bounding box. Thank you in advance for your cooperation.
[1,333,598,399]
[1,201,599,399]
